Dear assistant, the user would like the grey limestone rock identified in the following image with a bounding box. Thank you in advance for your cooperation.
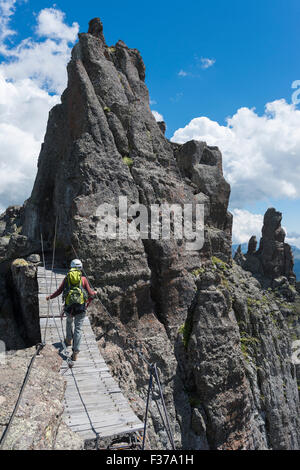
[0,345,84,450]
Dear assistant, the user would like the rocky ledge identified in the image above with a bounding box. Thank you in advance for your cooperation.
[0,345,83,450]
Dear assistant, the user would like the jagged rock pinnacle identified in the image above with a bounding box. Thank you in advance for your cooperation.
[88,17,106,44]
[247,235,257,255]
[236,207,295,284]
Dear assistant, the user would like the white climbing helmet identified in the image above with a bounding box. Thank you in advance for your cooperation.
[70,259,83,270]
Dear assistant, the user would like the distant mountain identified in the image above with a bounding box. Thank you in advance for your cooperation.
[232,243,300,280]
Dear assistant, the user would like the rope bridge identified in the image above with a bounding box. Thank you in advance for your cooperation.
[38,264,144,441]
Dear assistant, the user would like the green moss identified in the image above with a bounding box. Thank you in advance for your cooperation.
[221,276,229,289]
[211,256,227,271]
[179,315,193,349]
[188,396,202,408]
[122,156,134,168]
[246,297,263,314]
[12,258,28,267]
[292,299,300,316]
[240,343,250,362]
[103,106,111,113]
[270,312,279,327]
[191,267,205,277]
[240,333,259,362]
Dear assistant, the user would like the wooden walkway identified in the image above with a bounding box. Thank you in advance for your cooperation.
[38,265,144,441]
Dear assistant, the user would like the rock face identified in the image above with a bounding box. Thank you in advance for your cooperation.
[0,19,300,450]
[0,345,83,450]
[18,16,232,339]
[10,258,41,345]
[0,257,41,351]
[0,273,25,351]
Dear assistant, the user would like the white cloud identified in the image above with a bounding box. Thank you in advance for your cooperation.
[171,99,300,206]
[0,8,79,93]
[232,209,263,245]
[0,0,17,44]
[286,232,300,249]
[0,72,59,209]
[152,110,164,122]
[36,8,79,42]
[1,37,74,93]
[0,122,41,208]
[200,57,215,69]
[178,69,188,77]
[0,4,79,211]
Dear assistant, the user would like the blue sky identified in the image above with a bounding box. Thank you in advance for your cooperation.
[0,0,299,247]
[11,0,299,132]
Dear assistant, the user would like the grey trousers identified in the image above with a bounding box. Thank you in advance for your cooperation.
[65,311,85,352]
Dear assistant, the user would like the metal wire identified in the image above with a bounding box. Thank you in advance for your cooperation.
[142,366,153,450]
[71,244,152,368]
[153,364,176,450]
[40,218,73,368]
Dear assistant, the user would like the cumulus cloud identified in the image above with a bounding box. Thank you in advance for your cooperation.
[0,7,79,93]
[0,72,59,210]
[36,8,79,42]
[200,57,215,69]
[232,209,263,245]
[286,232,300,249]
[171,99,300,206]
[0,4,79,212]
[0,0,16,44]
[152,110,164,122]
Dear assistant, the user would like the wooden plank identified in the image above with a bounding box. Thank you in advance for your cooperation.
[69,422,143,439]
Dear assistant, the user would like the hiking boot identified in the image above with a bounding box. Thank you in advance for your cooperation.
[72,351,79,361]
[65,338,72,347]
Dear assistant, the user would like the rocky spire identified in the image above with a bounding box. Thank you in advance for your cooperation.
[259,208,294,280]
[237,208,295,284]
[247,235,257,255]
[87,17,106,44]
